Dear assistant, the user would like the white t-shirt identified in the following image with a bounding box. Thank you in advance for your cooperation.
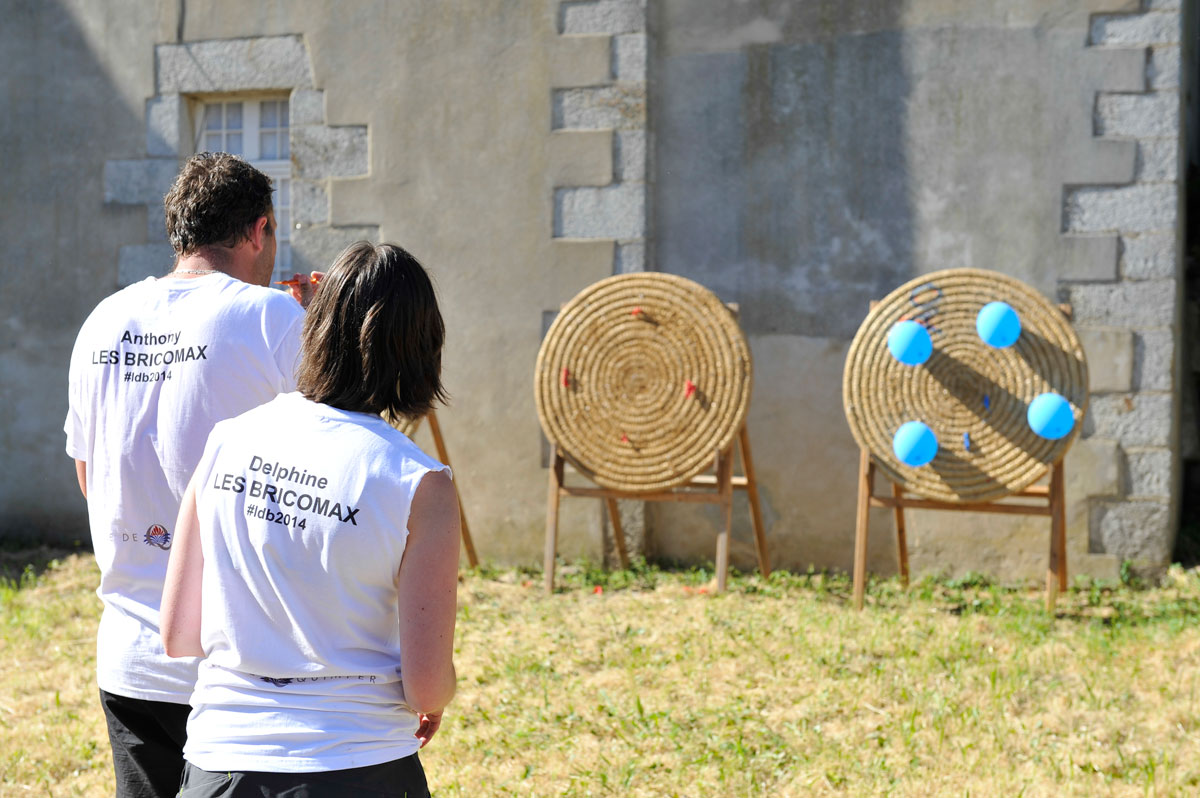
[64,273,305,703]
[183,392,448,772]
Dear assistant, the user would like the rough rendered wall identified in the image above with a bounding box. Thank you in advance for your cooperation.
[6,0,614,564]
[650,0,1183,580]
[0,0,174,544]
[5,1,1185,580]
[172,0,614,564]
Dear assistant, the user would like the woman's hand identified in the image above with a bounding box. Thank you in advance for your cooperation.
[415,711,443,748]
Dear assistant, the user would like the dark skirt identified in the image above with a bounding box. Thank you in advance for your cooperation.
[177,754,429,798]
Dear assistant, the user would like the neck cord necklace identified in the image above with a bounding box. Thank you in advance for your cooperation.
[169,268,221,276]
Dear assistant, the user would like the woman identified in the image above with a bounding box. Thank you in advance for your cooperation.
[161,241,459,797]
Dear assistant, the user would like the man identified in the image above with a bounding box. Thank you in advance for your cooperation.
[65,152,315,797]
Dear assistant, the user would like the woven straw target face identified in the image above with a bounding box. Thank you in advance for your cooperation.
[535,273,752,493]
[843,268,1088,503]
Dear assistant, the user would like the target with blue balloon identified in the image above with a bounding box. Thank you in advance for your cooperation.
[848,272,1088,500]
[881,299,1079,467]
[843,268,1089,610]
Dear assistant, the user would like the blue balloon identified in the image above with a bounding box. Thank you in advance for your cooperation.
[976,301,1021,348]
[893,421,938,467]
[1028,392,1075,440]
[887,320,933,365]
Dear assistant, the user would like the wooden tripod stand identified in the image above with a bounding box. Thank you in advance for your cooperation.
[543,424,771,594]
[852,448,1067,612]
[407,410,479,568]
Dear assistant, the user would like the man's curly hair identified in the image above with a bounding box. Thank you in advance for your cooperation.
[163,152,273,256]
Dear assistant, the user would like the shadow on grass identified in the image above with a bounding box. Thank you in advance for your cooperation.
[0,542,91,587]
[466,557,1200,631]
[859,567,1200,629]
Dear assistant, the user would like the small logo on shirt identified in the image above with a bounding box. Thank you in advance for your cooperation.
[143,524,171,550]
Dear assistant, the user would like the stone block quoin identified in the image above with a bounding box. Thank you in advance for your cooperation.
[103,34,376,286]
[551,0,649,275]
[1058,4,1183,571]
[547,1,651,563]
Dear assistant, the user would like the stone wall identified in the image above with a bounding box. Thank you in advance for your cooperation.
[2,0,1190,581]
[553,0,650,274]
[1061,1,1184,573]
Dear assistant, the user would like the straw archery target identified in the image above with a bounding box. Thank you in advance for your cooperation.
[843,268,1088,503]
[536,273,752,493]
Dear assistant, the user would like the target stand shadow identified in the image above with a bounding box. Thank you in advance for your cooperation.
[844,270,1088,613]
[385,409,479,568]
[536,273,772,594]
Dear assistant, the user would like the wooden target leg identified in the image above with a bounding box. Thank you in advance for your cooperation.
[605,498,630,569]
[456,501,478,569]
[1045,555,1057,613]
[544,449,565,595]
[853,448,872,611]
[738,424,771,579]
[891,482,910,589]
[715,447,734,593]
[1046,470,1065,612]
[426,410,478,568]
[1053,461,1068,592]
[1046,460,1067,611]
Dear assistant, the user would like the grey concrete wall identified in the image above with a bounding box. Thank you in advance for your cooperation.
[649,0,1184,580]
[0,0,173,544]
[173,0,607,564]
[3,0,613,562]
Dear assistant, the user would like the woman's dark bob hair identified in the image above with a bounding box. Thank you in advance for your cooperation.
[296,241,447,421]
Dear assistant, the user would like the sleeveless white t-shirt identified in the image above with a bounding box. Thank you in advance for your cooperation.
[183,392,449,773]
[64,274,304,703]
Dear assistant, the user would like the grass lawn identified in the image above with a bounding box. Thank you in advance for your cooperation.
[2,549,1200,797]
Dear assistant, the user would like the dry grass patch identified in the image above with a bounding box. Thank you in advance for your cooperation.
[3,553,1200,796]
[432,565,1200,797]
[1,552,108,797]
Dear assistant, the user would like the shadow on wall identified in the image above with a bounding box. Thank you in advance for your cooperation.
[1174,0,1200,566]
[646,3,911,570]
[652,2,912,339]
[0,0,145,545]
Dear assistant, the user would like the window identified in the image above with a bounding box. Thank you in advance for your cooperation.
[195,97,293,283]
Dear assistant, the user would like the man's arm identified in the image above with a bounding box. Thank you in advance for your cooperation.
[74,459,87,499]
[161,476,205,657]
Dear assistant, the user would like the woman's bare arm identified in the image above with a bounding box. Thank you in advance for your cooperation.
[396,470,460,715]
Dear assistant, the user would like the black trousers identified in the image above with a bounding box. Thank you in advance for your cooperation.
[178,754,430,798]
[99,689,192,798]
